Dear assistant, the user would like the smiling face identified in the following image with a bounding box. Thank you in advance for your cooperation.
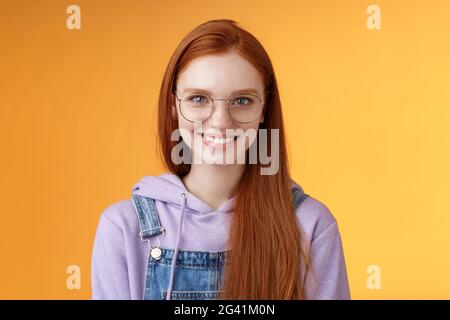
[172,50,265,166]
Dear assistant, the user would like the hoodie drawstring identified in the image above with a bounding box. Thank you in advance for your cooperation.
[165,192,187,300]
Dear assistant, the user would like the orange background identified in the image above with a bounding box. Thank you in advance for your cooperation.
[1,0,449,299]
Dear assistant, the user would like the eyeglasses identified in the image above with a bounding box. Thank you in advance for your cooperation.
[174,92,265,123]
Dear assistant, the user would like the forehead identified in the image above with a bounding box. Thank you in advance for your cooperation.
[176,52,264,96]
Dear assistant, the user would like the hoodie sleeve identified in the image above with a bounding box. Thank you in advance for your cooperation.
[305,221,351,300]
[91,212,131,300]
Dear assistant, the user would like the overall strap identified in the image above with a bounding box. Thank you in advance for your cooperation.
[292,187,309,211]
[131,194,165,241]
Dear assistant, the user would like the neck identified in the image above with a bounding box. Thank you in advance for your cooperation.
[181,163,245,211]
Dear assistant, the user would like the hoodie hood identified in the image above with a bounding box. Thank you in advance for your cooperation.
[131,173,237,214]
[131,172,305,214]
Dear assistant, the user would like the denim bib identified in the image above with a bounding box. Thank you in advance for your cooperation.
[132,188,309,300]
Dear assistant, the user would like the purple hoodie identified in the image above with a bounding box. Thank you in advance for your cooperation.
[91,173,351,299]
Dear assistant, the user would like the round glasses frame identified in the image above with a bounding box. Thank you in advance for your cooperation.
[174,92,265,124]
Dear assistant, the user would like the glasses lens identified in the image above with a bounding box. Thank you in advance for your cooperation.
[180,94,213,122]
[228,95,263,123]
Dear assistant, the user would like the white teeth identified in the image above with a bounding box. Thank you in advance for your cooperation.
[205,135,235,144]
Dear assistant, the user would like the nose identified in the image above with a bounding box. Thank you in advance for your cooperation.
[207,99,233,128]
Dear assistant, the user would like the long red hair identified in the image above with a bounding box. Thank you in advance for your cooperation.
[157,19,312,299]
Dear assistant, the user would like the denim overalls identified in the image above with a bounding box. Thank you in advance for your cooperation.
[131,187,309,300]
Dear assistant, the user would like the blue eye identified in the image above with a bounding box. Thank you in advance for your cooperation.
[191,95,206,103]
[231,96,253,106]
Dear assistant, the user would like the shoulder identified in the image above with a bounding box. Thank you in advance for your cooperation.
[91,199,143,300]
[95,199,140,241]
[294,193,339,243]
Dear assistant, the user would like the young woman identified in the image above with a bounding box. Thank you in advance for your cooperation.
[91,19,351,300]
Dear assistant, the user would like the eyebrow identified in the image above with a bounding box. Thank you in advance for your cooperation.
[183,87,260,96]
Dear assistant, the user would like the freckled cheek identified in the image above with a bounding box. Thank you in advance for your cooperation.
[175,116,192,145]
[237,123,261,149]
[178,119,195,133]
